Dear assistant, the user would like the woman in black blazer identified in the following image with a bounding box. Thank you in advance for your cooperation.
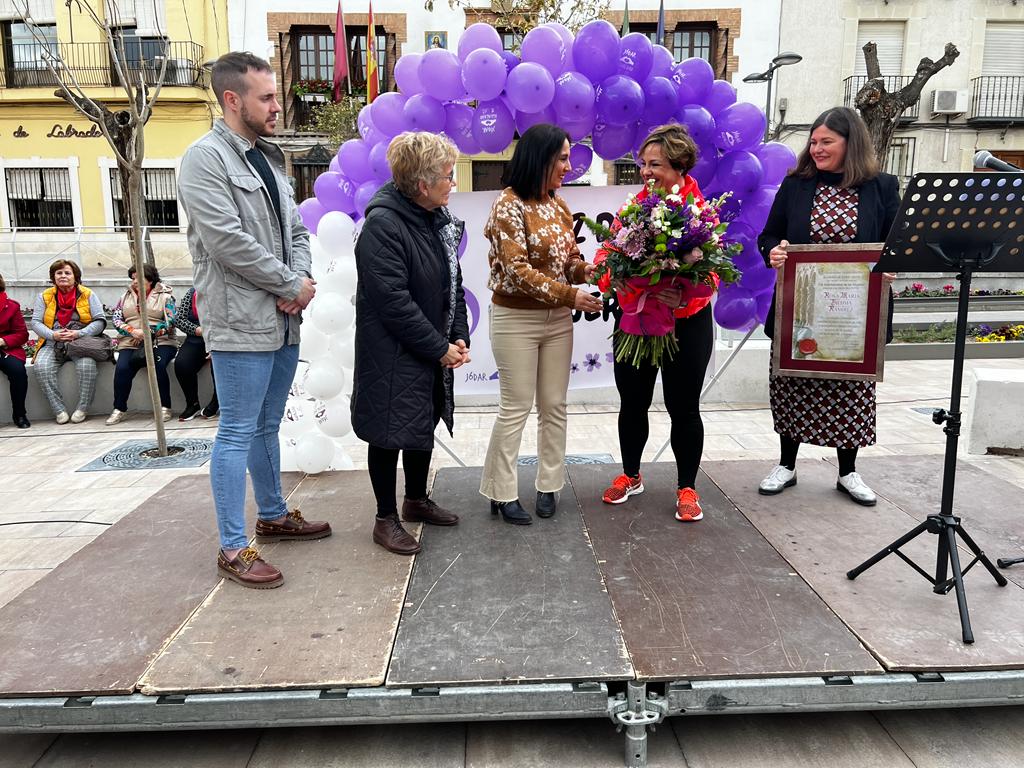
[756,106,900,506]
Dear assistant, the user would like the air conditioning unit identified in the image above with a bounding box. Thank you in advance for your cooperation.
[931,89,968,115]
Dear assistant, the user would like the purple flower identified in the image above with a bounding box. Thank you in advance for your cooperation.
[570,362,580,374]
[584,353,602,372]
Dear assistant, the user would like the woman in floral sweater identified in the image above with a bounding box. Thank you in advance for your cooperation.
[478,123,603,524]
[106,263,177,425]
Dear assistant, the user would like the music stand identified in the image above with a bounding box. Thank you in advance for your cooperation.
[846,172,1024,644]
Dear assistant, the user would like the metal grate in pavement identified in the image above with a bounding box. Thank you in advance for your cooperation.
[517,454,614,465]
[77,438,213,472]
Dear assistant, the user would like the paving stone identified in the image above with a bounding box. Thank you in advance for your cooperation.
[0,733,57,768]
[876,706,1024,768]
[34,730,259,767]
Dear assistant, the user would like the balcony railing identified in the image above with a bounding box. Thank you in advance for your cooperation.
[843,75,920,122]
[968,76,1024,122]
[0,40,205,89]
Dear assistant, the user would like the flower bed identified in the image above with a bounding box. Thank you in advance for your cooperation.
[898,282,1024,299]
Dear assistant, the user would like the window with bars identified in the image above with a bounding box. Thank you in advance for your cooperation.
[614,162,641,186]
[672,25,714,63]
[348,31,387,92]
[5,167,73,228]
[109,168,179,230]
[496,28,519,52]
[293,28,388,95]
[2,21,59,86]
[885,137,916,192]
[471,161,508,192]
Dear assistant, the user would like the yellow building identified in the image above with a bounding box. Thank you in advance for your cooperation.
[0,0,227,263]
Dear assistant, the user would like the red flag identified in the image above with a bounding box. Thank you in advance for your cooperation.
[332,0,348,102]
[366,0,379,103]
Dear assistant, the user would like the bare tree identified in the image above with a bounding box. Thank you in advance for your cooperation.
[19,0,172,454]
[425,0,610,38]
[855,41,961,161]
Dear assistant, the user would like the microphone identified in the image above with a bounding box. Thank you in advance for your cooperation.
[974,150,1022,173]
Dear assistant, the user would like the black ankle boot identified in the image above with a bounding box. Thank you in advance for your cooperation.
[535,491,557,518]
[489,498,532,525]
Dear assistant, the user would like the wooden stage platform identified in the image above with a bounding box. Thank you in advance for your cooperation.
[2,456,1023,766]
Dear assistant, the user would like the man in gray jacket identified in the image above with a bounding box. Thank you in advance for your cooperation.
[178,52,331,589]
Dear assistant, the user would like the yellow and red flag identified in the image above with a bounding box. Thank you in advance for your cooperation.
[366,1,378,103]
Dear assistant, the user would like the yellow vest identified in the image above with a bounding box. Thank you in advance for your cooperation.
[34,285,94,353]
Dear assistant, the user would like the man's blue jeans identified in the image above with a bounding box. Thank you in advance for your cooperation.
[210,343,299,550]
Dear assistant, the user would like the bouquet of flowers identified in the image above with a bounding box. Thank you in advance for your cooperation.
[586,181,742,367]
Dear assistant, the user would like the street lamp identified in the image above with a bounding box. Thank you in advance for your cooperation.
[742,51,803,141]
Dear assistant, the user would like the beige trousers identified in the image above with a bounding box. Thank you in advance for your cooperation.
[480,304,574,502]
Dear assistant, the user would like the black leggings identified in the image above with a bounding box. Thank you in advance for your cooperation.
[175,338,217,409]
[0,354,28,420]
[367,444,432,518]
[779,434,858,476]
[614,305,714,489]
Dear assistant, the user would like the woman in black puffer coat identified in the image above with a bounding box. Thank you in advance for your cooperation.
[351,131,470,557]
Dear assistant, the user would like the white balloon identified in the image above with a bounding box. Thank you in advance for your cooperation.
[311,294,355,334]
[304,362,345,400]
[288,360,310,398]
[279,436,298,471]
[300,324,330,361]
[309,235,331,277]
[329,336,356,370]
[280,397,314,438]
[295,432,335,474]
[315,394,352,438]
[331,257,358,294]
[318,268,351,296]
[318,211,356,253]
[330,446,355,470]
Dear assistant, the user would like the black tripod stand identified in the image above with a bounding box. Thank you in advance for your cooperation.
[846,172,1023,644]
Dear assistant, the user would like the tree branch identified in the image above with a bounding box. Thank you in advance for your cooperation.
[862,41,881,80]
[897,42,961,105]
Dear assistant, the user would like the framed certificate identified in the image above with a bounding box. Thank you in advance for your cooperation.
[771,243,889,381]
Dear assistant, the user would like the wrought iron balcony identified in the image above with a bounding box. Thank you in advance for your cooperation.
[968,76,1024,122]
[842,75,920,122]
[0,40,205,89]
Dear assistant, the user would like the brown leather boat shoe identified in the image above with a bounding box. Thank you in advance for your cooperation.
[217,547,283,589]
[255,509,332,542]
[401,496,459,526]
[373,514,422,555]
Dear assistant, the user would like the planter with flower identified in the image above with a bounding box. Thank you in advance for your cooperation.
[292,79,333,102]
[585,181,742,367]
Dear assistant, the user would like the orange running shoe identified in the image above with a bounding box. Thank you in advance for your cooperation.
[675,487,703,522]
[602,473,644,504]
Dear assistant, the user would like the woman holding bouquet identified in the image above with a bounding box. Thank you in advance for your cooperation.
[599,124,719,523]
[479,123,603,524]
[758,106,899,505]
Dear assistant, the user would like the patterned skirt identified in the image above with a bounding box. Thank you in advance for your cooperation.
[768,343,877,449]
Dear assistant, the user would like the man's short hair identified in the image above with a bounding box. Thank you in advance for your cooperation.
[211,52,273,108]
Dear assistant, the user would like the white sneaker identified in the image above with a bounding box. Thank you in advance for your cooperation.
[70,409,87,423]
[161,407,173,422]
[55,411,70,425]
[105,409,126,426]
[837,472,877,506]
[758,465,797,495]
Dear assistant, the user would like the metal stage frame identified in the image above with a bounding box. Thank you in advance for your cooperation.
[3,671,1024,767]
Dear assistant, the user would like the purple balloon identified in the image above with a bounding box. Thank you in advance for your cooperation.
[561,105,596,142]
[704,79,738,117]
[712,150,764,199]
[515,105,557,136]
[714,102,767,151]
[458,22,503,60]
[755,286,774,323]
[756,142,798,186]
[357,105,385,146]
[521,25,566,77]
[714,285,758,331]
[354,180,380,216]
[734,244,764,273]
[505,62,555,113]
[394,53,423,95]
[444,102,480,155]
[742,184,779,230]
[419,49,464,101]
[542,22,575,71]
[672,57,714,106]
[472,99,515,153]
[462,47,507,101]
[650,45,674,79]
[370,92,407,137]
[592,120,637,160]
[596,75,645,126]
[552,71,595,123]
[564,142,593,183]
[678,104,716,145]
[337,175,358,214]
[313,171,344,208]
[368,141,391,182]
[338,139,373,183]
[501,50,520,73]
[618,32,653,82]
[690,156,719,193]
[298,197,327,233]
[572,20,621,85]
[738,260,777,294]
[328,155,341,174]
[403,93,446,133]
[641,76,677,124]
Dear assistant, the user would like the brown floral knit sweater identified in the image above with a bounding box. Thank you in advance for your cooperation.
[485,188,588,310]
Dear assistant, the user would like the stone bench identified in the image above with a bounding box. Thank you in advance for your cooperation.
[965,367,1024,455]
[0,354,215,425]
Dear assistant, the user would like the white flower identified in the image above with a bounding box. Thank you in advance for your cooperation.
[689,204,702,217]
[666,194,682,204]
[671,184,680,194]
[671,229,683,239]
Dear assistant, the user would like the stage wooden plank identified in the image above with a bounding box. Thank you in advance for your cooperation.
[570,463,880,681]
[706,458,1024,671]
[140,471,414,693]
[0,473,302,697]
[386,466,633,686]
[834,454,1024,589]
